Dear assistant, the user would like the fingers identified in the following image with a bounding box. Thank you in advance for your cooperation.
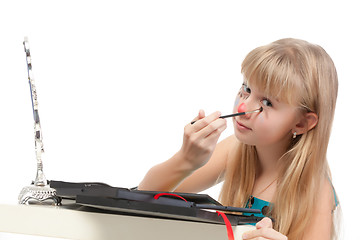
[180,110,227,169]
[243,229,287,240]
[256,217,273,229]
[190,112,226,138]
[242,217,287,240]
[190,111,222,130]
[203,118,227,139]
[190,109,206,124]
[197,109,206,121]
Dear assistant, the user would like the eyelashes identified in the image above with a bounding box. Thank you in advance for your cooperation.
[238,84,250,99]
[261,98,273,107]
[242,83,251,94]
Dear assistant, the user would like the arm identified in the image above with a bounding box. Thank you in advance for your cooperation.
[138,111,230,192]
[174,135,237,193]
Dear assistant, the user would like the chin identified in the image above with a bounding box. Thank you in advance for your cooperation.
[234,131,257,146]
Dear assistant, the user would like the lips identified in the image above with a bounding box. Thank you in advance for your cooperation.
[234,119,252,130]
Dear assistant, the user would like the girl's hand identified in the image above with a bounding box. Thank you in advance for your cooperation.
[177,110,227,170]
[242,217,287,240]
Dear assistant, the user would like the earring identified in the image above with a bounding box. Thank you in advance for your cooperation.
[293,132,297,139]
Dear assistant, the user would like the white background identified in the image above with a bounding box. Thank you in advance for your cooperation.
[0,1,359,239]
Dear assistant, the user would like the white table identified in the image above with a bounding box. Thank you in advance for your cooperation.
[0,203,255,240]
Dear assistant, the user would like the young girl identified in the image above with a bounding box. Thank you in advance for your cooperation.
[138,38,339,239]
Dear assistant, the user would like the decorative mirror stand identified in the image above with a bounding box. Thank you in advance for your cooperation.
[18,37,61,205]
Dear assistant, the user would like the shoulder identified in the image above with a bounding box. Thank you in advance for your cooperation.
[219,135,242,165]
[213,135,238,156]
[302,177,336,239]
[316,177,337,213]
[317,177,337,210]
[218,134,238,147]
[214,135,239,162]
[210,135,239,176]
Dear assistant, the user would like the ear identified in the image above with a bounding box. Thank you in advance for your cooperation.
[293,112,318,135]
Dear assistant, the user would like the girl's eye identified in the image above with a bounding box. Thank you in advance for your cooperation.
[242,84,251,93]
[261,98,273,107]
[238,84,251,99]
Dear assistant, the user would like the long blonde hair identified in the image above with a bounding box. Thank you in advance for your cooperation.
[219,38,338,239]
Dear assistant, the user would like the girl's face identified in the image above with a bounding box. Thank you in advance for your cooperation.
[233,83,301,148]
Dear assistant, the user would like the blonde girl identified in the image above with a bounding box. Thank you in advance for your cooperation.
[139,38,339,239]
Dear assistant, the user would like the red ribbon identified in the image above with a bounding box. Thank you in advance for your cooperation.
[153,192,188,202]
[153,193,233,240]
[216,211,234,240]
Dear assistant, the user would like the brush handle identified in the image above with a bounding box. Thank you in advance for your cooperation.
[190,112,245,124]
[190,107,262,125]
[219,112,246,119]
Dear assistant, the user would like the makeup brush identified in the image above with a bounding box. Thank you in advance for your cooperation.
[191,107,263,125]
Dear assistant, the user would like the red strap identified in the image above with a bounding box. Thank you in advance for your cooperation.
[153,193,188,202]
[153,193,233,240]
[216,211,234,240]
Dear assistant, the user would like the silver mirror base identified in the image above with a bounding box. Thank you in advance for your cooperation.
[18,184,62,205]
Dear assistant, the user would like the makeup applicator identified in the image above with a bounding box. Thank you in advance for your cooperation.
[191,107,263,125]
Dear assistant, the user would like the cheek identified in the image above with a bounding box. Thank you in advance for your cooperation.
[258,111,265,124]
[254,113,294,142]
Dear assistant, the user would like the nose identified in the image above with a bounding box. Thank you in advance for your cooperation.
[238,103,246,113]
